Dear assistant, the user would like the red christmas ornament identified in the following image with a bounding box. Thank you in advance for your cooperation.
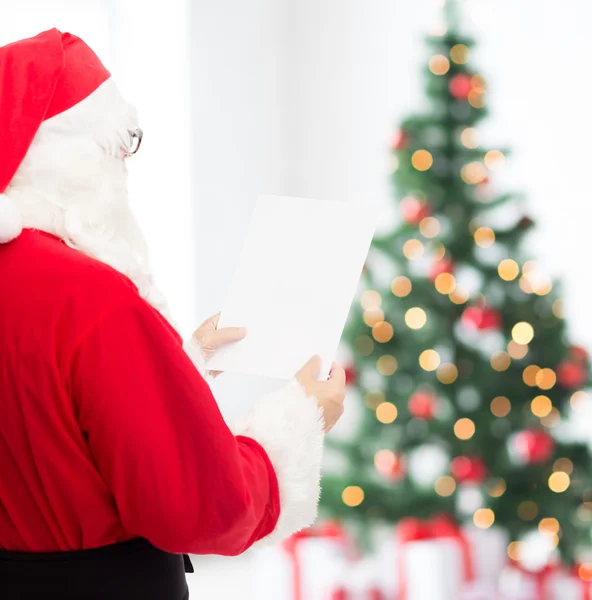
[557,361,588,389]
[451,456,487,484]
[461,306,502,331]
[391,130,409,150]
[330,588,349,600]
[408,392,436,420]
[570,345,589,363]
[368,589,386,600]
[375,450,406,481]
[513,430,555,464]
[401,196,432,225]
[449,74,472,100]
[429,257,455,281]
[344,364,357,385]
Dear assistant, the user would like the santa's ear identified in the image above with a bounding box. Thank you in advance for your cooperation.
[0,193,23,244]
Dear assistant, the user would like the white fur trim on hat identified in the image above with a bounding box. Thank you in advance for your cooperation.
[0,193,23,243]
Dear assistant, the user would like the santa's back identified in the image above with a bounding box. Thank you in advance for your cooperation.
[0,228,139,551]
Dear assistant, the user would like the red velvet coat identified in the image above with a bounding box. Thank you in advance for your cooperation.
[0,230,283,554]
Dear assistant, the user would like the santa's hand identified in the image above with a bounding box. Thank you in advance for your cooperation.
[192,313,246,378]
[295,356,346,433]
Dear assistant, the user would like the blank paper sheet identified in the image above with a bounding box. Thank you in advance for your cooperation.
[206,195,376,380]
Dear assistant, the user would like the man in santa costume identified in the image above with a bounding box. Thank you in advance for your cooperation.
[0,29,346,599]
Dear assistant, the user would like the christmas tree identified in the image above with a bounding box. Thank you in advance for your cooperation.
[321,4,592,564]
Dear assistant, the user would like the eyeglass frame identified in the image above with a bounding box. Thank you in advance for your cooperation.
[123,128,143,157]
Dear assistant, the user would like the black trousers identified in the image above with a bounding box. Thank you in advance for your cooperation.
[0,538,190,600]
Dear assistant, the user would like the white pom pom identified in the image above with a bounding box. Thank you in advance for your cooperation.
[0,193,23,243]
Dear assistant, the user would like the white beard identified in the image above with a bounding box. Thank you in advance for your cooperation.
[6,78,174,325]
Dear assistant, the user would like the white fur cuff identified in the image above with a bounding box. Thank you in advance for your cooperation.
[233,380,325,544]
[0,193,23,244]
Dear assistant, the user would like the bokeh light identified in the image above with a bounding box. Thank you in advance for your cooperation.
[518,501,538,521]
[365,391,385,409]
[342,486,365,507]
[474,226,495,247]
[437,363,459,384]
[539,518,560,535]
[450,44,470,64]
[435,476,457,497]
[512,322,535,344]
[490,396,511,417]
[488,478,507,498]
[403,239,425,260]
[405,307,427,330]
[474,508,495,529]
[507,341,528,360]
[376,402,398,424]
[491,351,511,372]
[554,458,574,475]
[435,272,457,294]
[429,54,450,75]
[372,321,394,343]
[412,149,434,171]
[531,395,552,418]
[419,349,441,371]
[363,308,384,327]
[377,355,398,376]
[484,150,505,170]
[454,418,475,440]
[523,365,541,387]
[461,162,488,184]
[498,259,519,281]
[549,472,570,493]
[392,276,412,297]
[536,368,557,390]
[361,290,382,310]
[460,127,479,149]
[355,335,374,356]
[419,216,440,238]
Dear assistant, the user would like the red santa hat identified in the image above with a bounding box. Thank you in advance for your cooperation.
[0,28,110,243]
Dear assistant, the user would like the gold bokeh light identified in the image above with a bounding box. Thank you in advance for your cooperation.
[531,395,552,418]
[461,162,488,185]
[412,149,434,171]
[435,272,457,294]
[342,486,365,507]
[392,276,412,297]
[450,44,470,64]
[376,402,398,424]
[553,458,573,475]
[419,349,441,371]
[429,54,450,75]
[454,418,475,440]
[363,308,384,327]
[372,321,394,343]
[474,508,495,529]
[491,396,511,418]
[437,363,459,384]
[523,365,541,387]
[403,239,425,260]
[484,150,505,170]
[355,335,374,356]
[461,127,479,149]
[474,226,496,248]
[498,259,519,281]
[508,341,528,360]
[549,472,570,493]
[377,355,398,376]
[361,290,382,310]
[435,476,457,497]
[419,216,440,238]
[512,322,535,345]
[491,351,511,372]
[405,307,427,330]
[539,518,560,535]
[536,368,557,390]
